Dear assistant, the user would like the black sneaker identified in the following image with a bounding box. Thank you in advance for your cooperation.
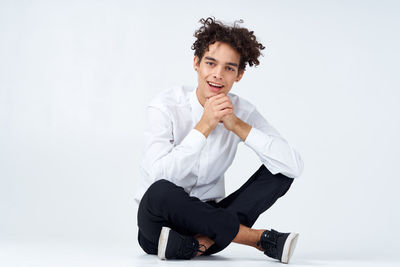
[257,229,299,264]
[157,226,206,260]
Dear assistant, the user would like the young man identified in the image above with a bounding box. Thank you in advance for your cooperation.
[134,17,304,264]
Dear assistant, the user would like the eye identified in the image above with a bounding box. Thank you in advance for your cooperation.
[226,66,234,71]
[206,62,214,66]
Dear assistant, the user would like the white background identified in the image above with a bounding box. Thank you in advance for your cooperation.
[1,0,399,265]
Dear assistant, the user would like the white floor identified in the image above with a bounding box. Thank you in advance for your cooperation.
[2,241,399,267]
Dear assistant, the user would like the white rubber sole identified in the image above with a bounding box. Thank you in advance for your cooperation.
[157,226,171,260]
[281,232,299,264]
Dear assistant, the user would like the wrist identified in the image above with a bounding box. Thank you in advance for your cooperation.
[232,115,240,128]
[231,117,251,141]
[195,120,212,138]
[227,115,239,131]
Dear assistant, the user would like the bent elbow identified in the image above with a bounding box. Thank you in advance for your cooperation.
[292,155,304,178]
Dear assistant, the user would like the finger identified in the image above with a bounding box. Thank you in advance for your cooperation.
[218,108,233,117]
[212,96,231,106]
[207,93,226,103]
[215,101,233,111]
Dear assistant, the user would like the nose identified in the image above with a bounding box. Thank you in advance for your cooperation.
[213,66,223,80]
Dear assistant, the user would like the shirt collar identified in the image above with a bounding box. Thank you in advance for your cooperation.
[189,88,204,123]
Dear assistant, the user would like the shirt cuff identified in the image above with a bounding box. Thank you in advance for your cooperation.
[244,127,273,152]
[181,128,207,151]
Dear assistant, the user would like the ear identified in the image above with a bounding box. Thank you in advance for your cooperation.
[235,70,245,82]
[193,56,200,71]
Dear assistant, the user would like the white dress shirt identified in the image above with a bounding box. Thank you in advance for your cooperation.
[134,85,304,204]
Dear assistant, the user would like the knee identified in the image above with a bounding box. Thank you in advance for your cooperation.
[275,174,294,197]
[258,164,294,186]
[143,179,177,205]
[258,165,294,195]
[148,179,172,192]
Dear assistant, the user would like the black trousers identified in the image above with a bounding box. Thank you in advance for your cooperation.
[137,164,293,255]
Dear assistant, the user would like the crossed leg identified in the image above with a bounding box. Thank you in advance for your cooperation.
[195,224,265,256]
[137,165,293,256]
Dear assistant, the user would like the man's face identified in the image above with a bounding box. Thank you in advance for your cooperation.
[194,41,244,106]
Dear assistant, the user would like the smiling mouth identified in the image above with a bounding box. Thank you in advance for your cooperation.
[207,81,224,90]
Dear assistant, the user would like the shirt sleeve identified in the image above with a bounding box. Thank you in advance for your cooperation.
[244,108,304,178]
[140,106,206,187]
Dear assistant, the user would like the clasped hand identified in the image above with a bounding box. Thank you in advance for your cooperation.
[202,93,237,131]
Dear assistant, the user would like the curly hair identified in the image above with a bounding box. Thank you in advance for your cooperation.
[191,17,265,73]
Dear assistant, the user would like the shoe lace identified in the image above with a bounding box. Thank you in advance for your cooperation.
[197,244,207,255]
[177,236,202,259]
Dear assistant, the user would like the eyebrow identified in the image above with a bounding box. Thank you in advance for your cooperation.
[204,56,238,67]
